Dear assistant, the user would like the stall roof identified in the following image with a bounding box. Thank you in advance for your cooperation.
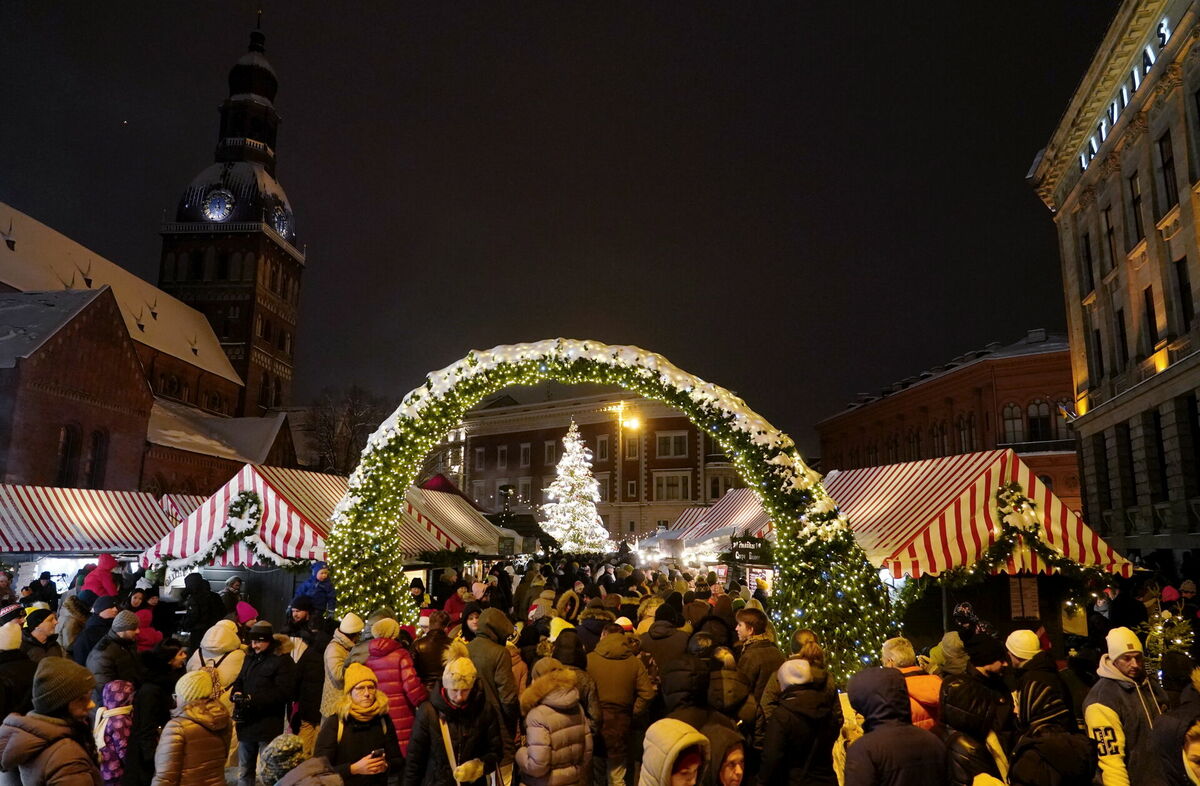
[0,485,175,555]
[676,488,771,542]
[404,486,500,553]
[819,449,1131,579]
[158,494,206,524]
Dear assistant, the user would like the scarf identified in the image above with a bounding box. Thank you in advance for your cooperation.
[93,704,133,750]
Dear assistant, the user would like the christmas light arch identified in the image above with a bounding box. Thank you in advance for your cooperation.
[328,338,891,680]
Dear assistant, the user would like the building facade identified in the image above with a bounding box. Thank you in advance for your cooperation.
[816,330,1082,511]
[1029,0,1200,555]
[436,390,742,540]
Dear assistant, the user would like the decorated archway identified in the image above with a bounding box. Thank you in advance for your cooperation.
[329,339,891,679]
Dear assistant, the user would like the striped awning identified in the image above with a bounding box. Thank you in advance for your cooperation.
[821,449,1131,579]
[159,494,206,524]
[671,506,709,535]
[0,485,175,554]
[677,488,772,542]
[404,487,499,553]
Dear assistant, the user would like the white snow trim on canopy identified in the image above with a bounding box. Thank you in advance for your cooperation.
[334,338,837,539]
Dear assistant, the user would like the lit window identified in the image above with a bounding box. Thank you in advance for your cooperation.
[654,471,691,501]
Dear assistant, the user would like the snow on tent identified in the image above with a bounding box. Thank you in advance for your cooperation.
[817,449,1132,579]
[0,485,175,555]
[140,465,453,573]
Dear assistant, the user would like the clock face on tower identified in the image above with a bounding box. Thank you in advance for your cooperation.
[202,189,235,222]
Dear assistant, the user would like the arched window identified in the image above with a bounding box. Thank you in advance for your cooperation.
[55,425,82,487]
[1002,404,1025,443]
[85,430,108,489]
[1027,399,1052,441]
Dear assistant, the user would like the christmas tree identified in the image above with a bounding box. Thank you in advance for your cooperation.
[541,421,613,553]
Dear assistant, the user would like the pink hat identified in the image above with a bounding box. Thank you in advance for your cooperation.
[236,601,259,625]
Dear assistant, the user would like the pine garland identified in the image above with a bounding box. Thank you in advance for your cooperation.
[1139,610,1195,674]
[155,491,306,574]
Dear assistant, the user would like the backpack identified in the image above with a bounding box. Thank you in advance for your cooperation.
[1008,727,1098,786]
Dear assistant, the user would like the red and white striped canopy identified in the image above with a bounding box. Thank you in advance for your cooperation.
[404,487,499,553]
[821,449,1131,579]
[675,487,772,542]
[158,494,206,524]
[0,485,175,554]
[672,506,709,535]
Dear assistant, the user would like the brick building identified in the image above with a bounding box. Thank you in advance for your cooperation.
[1028,0,1200,555]
[816,330,1082,511]
[434,387,742,540]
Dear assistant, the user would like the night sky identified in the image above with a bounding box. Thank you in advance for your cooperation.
[1,2,1119,454]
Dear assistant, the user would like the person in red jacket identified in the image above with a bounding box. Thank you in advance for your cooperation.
[363,617,429,755]
[82,554,121,599]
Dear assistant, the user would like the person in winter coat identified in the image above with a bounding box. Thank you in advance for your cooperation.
[941,658,1009,786]
[844,667,947,786]
[553,629,603,743]
[733,609,783,703]
[1153,665,1200,784]
[221,576,244,614]
[293,562,337,615]
[1006,660,1097,786]
[640,605,690,676]
[232,621,298,786]
[134,607,164,652]
[443,585,472,627]
[81,554,121,599]
[93,679,135,785]
[180,573,225,647]
[0,623,36,717]
[85,611,146,704]
[0,656,102,785]
[322,613,365,718]
[704,726,744,786]
[1006,629,1075,732]
[588,626,656,786]
[515,657,593,786]
[412,610,450,691]
[881,636,941,731]
[284,601,331,753]
[313,663,403,786]
[361,618,427,755]
[72,595,118,665]
[467,608,520,767]
[577,599,615,653]
[1083,626,1165,786]
[404,640,503,786]
[640,718,708,786]
[186,618,245,711]
[0,573,15,609]
[557,582,586,624]
[925,631,969,677]
[20,609,64,664]
[55,594,91,654]
[758,643,841,785]
[257,733,342,786]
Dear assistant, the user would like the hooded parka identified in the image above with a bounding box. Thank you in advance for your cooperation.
[759,662,841,785]
[403,683,502,786]
[586,633,655,762]
[363,636,428,755]
[515,668,593,786]
[150,698,233,786]
[844,667,947,786]
[0,712,103,786]
[638,718,708,786]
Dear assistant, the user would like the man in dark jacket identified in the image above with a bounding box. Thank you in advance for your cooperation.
[759,656,842,785]
[845,667,947,786]
[221,576,244,613]
[0,621,36,717]
[467,608,518,782]
[577,598,615,653]
[733,608,784,702]
[639,604,689,678]
[20,608,65,663]
[1006,629,1076,731]
[1083,627,1164,786]
[25,572,59,608]
[233,621,297,786]
[85,610,145,703]
[284,599,330,752]
[70,594,118,664]
[179,572,225,646]
[413,610,452,691]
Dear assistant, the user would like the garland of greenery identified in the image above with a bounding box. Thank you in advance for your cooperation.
[1139,609,1195,675]
[329,339,893,679]
[155,491,306,574]
[893,481,1115,614]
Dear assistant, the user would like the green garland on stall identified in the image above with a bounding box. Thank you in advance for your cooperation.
[155,491,306,573]
[893,481,1114,614]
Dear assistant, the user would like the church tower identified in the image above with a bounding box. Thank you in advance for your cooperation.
[158,29,303,416]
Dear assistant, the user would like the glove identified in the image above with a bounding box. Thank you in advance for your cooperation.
[453,758,485,783]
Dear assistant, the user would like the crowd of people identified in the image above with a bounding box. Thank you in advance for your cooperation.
[2,555,1200,786]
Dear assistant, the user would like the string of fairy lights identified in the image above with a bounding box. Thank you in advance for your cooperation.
[327,339,892,677]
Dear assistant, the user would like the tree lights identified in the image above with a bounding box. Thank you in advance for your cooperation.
[328,339,892,678]
[541,421,613,553]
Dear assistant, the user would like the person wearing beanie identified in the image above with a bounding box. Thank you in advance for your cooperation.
[0,656,101,784]
[185,619,246,714]
[71,595,120,666]
[151,670,232,786]
[549,616,576,644]
[615,616,634,633]
[21,609,64,663]
[640,718,708,786]
[443,585,472,626]
[86,610,145,705]
[412,609,452,693]
[588,623,655,786]
[221,576,244,614]
[1006,628,1075,733]
[258,732,341,786]
[759,641,840,786]
[292,562,337,616]
[1083,626,1164,785]
[81,554,120,600]
[880,636,942,732]
[467,608,519,780]
[313,663,402,785]
[941,634,1015,784]
[284,598,333,758]
[25,572,59,610]
[0,621,36,717]
[320,612,365,718]
[232,621,297,786]
[363,616,428,756]
[0,604,25,631]
[515,656,592,786]
[404,639,502,786]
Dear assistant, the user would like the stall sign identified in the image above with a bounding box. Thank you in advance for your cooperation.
[498,537,515,556]
[730,536,773,565]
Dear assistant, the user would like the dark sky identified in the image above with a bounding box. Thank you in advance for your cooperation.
[1,2,1118,454]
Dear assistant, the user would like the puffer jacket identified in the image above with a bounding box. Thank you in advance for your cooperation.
[587,633,655,760]
[576,607,614,653]
[897,665,941,731]
[150,698,232,786]
[321,629,357,716]
[1083,656,1165,786]
[72,614,112,665]
[185,621,244,711]
[292,561,337,614]
[941,668,1006,786]
[1154,677,1200,786]
[81,554,120,599]
[276,756,343,785]
[844,667,947,786]
[412,628,450,691]
[85,632,146,703]
[639,718,709,786]
[364,636,428,755]
[0,712,102,786]
[404,683,502,786]
[515,669,592,786]
[552,630,602,740]
[55,596,90,653]
[639,620,689,672]
[759,670,842,785]
[708,668,757,730]
[659,653,709,713]
[20,632,65,665]
[735,637,785,701]
[1014,651,1075,732]
[467,609,519,736]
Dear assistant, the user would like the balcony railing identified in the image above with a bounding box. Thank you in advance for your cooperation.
[161,221,305,263]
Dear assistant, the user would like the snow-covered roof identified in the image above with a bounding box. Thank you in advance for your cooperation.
[0,202,243,385]
[147,397,287,464]
[0,288,104,368]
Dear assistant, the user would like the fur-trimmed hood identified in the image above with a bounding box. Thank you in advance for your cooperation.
[519,668,580,715]
[579,607,616,623]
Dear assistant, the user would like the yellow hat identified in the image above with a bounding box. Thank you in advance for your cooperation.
[549,617,575,642]
[342,662,378,695]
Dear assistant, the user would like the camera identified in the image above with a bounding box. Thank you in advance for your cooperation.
[231,692,252,723]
